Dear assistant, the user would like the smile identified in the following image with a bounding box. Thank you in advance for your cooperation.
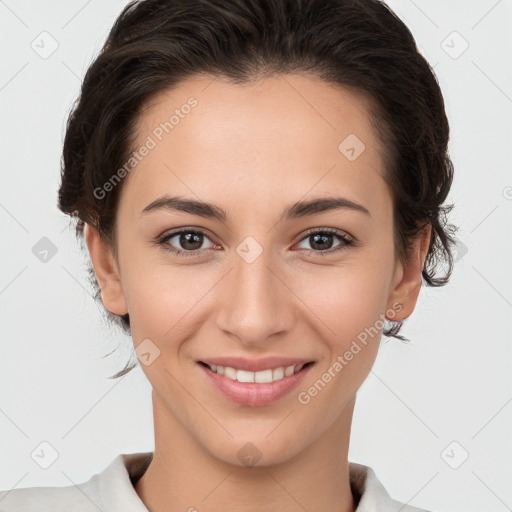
[199,361,314,383]
[196,360,316,407]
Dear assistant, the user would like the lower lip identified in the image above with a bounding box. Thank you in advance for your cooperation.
[197,362,314,407]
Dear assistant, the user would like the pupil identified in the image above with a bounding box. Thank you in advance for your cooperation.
[311,233,332,250]
[181,232,203,250]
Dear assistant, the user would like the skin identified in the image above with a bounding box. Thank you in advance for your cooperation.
[85,73,431,512]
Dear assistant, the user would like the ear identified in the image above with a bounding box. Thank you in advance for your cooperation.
[386,222,432,321]
[84,223,128,316]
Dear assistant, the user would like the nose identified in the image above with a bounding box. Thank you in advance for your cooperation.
[215,244,296,347]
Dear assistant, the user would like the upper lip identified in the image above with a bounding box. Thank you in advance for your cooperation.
[198,356,315,372]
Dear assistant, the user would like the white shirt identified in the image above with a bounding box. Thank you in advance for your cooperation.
[0,452,433,511]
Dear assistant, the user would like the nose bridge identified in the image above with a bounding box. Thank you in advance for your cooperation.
[215,240,293,344]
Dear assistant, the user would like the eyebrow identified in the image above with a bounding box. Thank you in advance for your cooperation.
[140,194,371,221]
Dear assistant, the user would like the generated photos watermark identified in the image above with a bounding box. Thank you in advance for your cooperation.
[94,97,198,200]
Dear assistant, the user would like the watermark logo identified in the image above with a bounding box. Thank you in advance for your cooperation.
[440,440,469,469]
[31,31,59,59]
[32,237,58,263]
[441,31,469,60]
[237,442,263,467]
[31,441,59,469]
[452,237,468,263]
[236,236,264,264]
[338,134,366,162]
[135,338,161,366]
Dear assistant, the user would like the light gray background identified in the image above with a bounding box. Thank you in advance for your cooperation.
[0,1,511,511]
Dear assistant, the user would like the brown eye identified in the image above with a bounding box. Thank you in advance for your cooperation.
[159,229,216,256]
[176,232,204,251]
[295,229,354,256]
[308,232,335,251]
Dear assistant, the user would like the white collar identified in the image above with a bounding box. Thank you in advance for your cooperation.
[91,452,431,512]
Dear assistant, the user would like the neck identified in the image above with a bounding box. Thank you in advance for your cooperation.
[135,393,357,512]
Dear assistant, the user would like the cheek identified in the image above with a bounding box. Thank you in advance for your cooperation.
[125,268,201,342]
[292,258,392,344]
[291,265,391,420]
[120,246,233,355]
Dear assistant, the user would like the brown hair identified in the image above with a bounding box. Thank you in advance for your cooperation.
[58,0,457,378]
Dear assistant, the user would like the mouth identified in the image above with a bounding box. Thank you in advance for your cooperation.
[196,359,316,407]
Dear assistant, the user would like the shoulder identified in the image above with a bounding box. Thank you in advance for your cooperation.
[349,461,435,512]
[0,452,153,512]
[0,477,102,512]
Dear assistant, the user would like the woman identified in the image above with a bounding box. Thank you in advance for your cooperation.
[0,0,456,510]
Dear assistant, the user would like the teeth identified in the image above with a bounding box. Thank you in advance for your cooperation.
[206,363,308,383]
[224,367,237,380]
[255,369,273,383]
[272,367,284,380]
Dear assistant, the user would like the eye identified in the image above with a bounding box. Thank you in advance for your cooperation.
[294,228,354,256]
[157,228,217,257]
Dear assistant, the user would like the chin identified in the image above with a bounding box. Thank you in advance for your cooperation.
[202,432,306,469]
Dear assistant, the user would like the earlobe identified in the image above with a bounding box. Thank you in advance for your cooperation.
[84,223,128,316]
[386,223,432,322]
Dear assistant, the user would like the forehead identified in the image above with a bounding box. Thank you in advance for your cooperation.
[122,73,389,219]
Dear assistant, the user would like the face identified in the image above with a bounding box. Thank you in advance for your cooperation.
[86,73,430,466]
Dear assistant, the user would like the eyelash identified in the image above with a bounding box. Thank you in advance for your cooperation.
[155,227,355,258]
